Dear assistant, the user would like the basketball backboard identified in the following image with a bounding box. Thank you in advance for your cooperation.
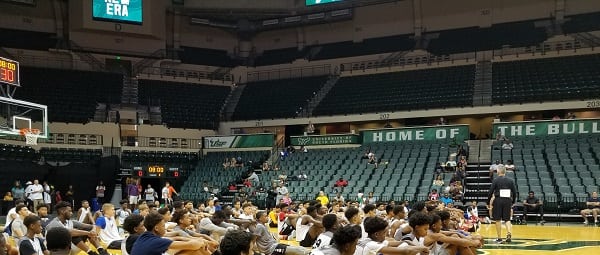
[0,96,48,139]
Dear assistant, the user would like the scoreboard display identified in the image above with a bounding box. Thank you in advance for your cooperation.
[133,166,180,178]
[306,0,344,6]
[0,57,19,87]
[93,0,143,24]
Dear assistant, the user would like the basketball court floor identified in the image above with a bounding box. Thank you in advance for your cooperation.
[277,223,600,255]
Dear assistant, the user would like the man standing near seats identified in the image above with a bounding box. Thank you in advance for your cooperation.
[488,165,516,244]
[581,191,600,225]
[28,180,45,211]
[522,191,545,224]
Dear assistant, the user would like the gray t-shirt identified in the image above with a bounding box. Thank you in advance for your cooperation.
[11,218,27,238]
[46,217,87,232]
[254,223,278,254]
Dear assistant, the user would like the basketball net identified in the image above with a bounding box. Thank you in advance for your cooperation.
[20,128,40,145]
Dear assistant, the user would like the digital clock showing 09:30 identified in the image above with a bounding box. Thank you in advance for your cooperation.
[0,57,19,87]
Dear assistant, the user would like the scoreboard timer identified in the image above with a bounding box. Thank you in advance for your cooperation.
[0,57,19,87]
[133,166,180,178]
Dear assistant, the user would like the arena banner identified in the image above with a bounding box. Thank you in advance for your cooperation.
[290,134,360,146]
[492,118,600,137]
[203,134,274,149]
[361,125,469,144]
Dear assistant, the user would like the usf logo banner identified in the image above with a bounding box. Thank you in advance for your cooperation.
[203,134,274,149]
[361,125,469,144]
[493,118,600,137]
[290,134,360,146]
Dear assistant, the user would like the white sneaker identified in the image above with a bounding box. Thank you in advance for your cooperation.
[583,221,589,225]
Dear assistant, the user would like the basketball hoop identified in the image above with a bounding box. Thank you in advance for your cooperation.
[20,128,40,145]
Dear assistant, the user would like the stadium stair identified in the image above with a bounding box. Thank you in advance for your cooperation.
[300,75,340,118]
[472,61,493,106]
[223,84,246,121]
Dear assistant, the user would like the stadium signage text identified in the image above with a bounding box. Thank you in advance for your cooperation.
[362,125,469,144]
[93,0,143,24]
[203,134,274,149]
[492,119,600,137]
[290,134,359,146]
[104,0,130,17]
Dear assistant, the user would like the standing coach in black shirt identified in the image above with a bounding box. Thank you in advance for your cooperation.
[488,164,516,243]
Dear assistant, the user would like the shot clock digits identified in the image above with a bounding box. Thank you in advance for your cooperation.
[0,57,19,87]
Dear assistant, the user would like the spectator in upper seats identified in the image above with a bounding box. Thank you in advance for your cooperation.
[276,182,289,203]
[223,158,231,170]
[300,146,308,153]
[566,112,576,119]
[438,117,448,125]
[457,146,467,158]
[334,178,349,191]
[489,160,501,179]
[451,181,464,201]
[364,192,377,205]
[429,189,439,201]
[496,132,506,141]
[316,191,329,207]
[262,161,271,171]
[279,171,288,184]
[502,139,514,150]
[505,160,516,171]
[333,192,345,204]
[4,191,13,202]
[307,121,315,133]
[235,157,244,167]
[247,170,260,186]
[459,156,467,167]
[432,175,444,190]
[552,115,561,120]
[450,173,461,185]
[434,162,444,177]
[384,122,393,128]
[440,193,454,206]
[11,181,26,201]
[298,172,308,181]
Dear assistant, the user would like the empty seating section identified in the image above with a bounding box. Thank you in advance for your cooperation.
[310,35,414,60]
[563,12,600,34]
[179,142,453,204]
[254,47,307,66]
[15,67,123,123]
[39,148,102,162]
[427,20,547,55]
[180,150,269,203]
[137,80,230,129]
[233,76,329,120]
[0,143,37,161]
[0,28,56,50]
[492,54,600,104]
[0,143,101,163]
[492,135,600,207]
[313,65,475,116]
[179,46,240,67]
[121,150,198,170]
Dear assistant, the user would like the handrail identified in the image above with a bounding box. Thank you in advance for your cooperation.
[138,66,234,82]
[246,64,332,82]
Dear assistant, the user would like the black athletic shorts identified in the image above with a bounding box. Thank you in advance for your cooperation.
[492,197,512,221]
[299,234,317,247]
